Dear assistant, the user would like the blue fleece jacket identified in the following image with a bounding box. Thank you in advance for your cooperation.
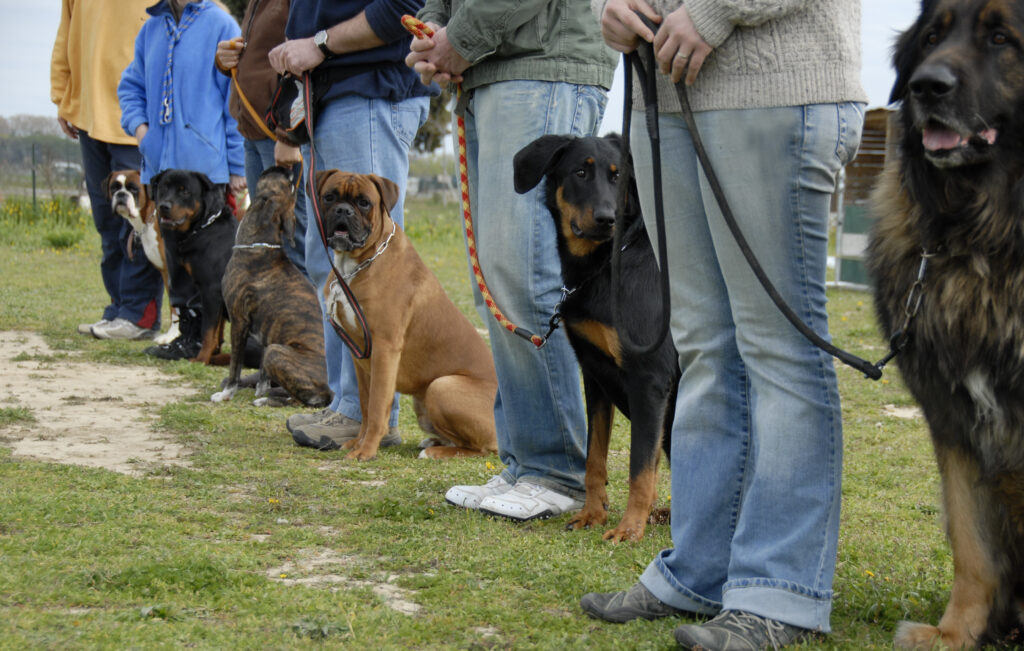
[118,0,244,184]
[286,0,436,104]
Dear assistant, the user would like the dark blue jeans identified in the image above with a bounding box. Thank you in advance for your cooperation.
[79,131,163,328]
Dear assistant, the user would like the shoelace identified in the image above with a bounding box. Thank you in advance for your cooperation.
[715,611,789,651]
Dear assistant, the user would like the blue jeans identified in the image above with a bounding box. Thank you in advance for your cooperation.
[463,81,606,498]
[633,103,864,632]
[244,138,308,277]
[302,95,430,426]
[79,131,163,327]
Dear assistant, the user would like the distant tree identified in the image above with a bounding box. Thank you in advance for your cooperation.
[222,0,245,21]
[0,116,9,137]
[7,115,63,138]
[414,89,453,154]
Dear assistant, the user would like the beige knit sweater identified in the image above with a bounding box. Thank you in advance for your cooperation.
[591,0,867,112]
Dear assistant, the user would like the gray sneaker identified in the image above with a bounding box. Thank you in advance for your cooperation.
[91,318,156,340]
[285,407,335,433]
[674,610,813,650]
[580,582,685,623]
[78,319,109,335]
[291,414,401,451]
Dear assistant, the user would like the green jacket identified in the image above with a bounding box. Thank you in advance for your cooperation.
[417,0,616,95]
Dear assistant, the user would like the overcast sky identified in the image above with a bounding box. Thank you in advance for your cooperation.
[0,1,919,122]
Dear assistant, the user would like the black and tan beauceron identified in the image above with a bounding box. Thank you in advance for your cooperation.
[211,166,331,408]
[514,134,675,543]
[867,1,1024,647]
[316,170,498,461]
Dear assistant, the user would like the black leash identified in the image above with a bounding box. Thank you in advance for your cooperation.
[620,19,889,380]
[303,72,373,359]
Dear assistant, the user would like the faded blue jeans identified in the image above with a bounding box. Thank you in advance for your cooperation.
[462,80,607,498]
[244,138,307,278]
[632,103,864,632]
[302,94,430,426]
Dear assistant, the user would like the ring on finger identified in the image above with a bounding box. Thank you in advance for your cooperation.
[675,52,689,62]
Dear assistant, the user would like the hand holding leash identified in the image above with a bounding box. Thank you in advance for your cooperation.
[402,15,550,348]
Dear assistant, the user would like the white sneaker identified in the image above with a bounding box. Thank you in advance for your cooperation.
[78,319,109,335]
[445,475,514,510]
[91,318,156,340]
[478,480,583,522]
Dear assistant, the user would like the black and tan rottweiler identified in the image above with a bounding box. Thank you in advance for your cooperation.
[514,133,677,543]
[867,1,1024,647]
[150,168,236,365]
[211,166,331,408]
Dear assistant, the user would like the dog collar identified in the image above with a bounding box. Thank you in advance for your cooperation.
[232,242,282,249]
[342,220,396,281]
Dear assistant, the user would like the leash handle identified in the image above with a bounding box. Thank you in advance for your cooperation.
[402,15,547,348]
[303,71,373,359]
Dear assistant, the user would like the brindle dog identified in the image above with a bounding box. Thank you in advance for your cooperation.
[212,167,331,408]
[867,0,1024,647]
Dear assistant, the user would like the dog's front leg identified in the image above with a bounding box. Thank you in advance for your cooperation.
[568,376,613,533]
[346,347,401,461]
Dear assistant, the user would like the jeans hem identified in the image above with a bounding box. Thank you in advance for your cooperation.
[640,558,721,616]
[723,584,832,633]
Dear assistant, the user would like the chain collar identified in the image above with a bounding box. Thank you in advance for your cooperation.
[342,220,396,281]
[232,242,282,250]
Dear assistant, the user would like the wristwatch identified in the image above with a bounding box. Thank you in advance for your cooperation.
[314,30,334,58]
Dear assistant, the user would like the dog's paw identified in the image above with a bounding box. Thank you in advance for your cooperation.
[602,520,646,544]
[894,621,948,649]
[210,387,235,403]
[345,446,378,461]
[566,506,608,532]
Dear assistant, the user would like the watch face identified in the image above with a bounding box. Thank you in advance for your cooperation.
[314,31,327,46]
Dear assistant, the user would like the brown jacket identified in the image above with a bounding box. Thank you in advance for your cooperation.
[222,0,289,141]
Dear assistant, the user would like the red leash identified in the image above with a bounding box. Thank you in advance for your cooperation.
[402,15,547,347]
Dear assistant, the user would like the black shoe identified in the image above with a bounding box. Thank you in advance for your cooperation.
[580,582,685,623]
[144,336,201,360]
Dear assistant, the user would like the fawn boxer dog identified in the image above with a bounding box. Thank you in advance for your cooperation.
[105,170,179,345]
[316,169,498,461]
[212,167,331,408]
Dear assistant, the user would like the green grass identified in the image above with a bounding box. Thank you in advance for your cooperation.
[0,196,950,649]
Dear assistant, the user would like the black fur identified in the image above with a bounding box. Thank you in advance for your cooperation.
[514,133,677,542]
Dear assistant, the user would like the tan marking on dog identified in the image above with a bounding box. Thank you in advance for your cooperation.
[568,319,622,366]
[555,186,601,258]
[605,466,658,543]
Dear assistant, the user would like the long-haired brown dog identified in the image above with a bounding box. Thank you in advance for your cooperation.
[867,1,1024,647]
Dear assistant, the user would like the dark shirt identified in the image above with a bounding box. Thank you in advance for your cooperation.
[286,0,437,103]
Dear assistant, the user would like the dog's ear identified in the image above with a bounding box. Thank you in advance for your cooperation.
[197,172,226,217]
[889,2,931,104]
[104,172,119,200]
[149,170,166,198]
[513,134,575,194]
[315,170,337,200]
[368,174,400,212]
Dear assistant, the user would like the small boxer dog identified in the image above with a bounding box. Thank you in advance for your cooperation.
[105,170,179,345]
[316,169,498,461]
[212,167,331,408]
[150,169,236,365]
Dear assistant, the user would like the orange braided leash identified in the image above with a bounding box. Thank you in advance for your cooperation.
[402,15,546,347]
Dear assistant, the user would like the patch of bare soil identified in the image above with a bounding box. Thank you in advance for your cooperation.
[266,548,423,615]
[0,331,194,476]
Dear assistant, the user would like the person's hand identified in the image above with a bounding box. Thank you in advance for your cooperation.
[653,4,713,85]
[57,117,79,140]
[598,0,661,54]
[229,174,247,196]
[216,36,244,71]
[274,140,303,168]
[134,123,149,143]
[268,38,324,77]
[404,25,468,86]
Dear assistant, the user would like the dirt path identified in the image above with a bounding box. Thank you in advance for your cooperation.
[0,331,194,476]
